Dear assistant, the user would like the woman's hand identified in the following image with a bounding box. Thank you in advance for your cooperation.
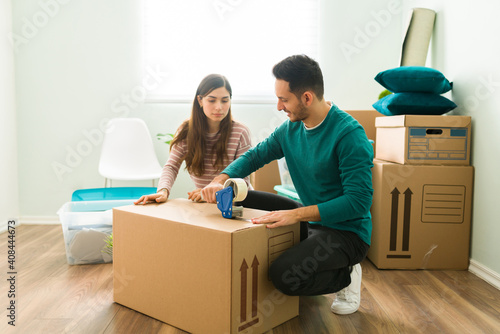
[134,189,168,205]
[187,188,204,202]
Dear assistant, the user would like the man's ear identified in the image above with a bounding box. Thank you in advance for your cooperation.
[302,91,314,106]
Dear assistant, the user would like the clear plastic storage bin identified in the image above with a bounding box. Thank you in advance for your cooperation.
[277,158,296,191]
[57,200,133,265]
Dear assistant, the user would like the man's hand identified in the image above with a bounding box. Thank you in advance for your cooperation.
[252,205,321,228]
[201,174,230,203]
[251,210,300,228]
[187,188,204,202]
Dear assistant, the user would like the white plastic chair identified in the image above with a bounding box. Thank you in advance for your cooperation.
[98,118,162,187]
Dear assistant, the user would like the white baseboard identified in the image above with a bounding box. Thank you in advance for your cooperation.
[1,218,19,234]
[469,259,500,290]
[19,216,60,225]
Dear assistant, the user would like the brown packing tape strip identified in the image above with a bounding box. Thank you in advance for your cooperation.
[400,8,436,66]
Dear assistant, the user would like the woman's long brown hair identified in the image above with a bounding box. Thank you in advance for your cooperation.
[170,74,233,177]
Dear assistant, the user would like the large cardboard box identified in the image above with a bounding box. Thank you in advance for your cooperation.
[113,199,299,334]
[368,160,474,269]
[346,109,384,143]
[375,115,471,165]
[346,109,385,156]
[252,160,280,194]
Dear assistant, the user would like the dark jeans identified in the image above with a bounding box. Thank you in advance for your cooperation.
[241,190,370,296]
[240,190,309,240]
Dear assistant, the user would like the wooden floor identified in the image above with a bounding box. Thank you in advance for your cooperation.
[1,225,500,334]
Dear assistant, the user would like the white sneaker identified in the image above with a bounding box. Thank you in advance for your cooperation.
[330,263,362,315]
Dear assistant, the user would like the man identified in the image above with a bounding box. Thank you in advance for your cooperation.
[201,55,373,315]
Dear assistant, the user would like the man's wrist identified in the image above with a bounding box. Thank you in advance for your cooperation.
[295,205,321,222]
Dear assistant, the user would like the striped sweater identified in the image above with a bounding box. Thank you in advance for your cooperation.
[157,121,252,194]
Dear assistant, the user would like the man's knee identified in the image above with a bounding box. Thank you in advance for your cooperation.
[269,259,301,295]
[269,253,320,296]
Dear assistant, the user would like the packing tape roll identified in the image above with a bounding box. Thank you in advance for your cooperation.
[223,178,248,202]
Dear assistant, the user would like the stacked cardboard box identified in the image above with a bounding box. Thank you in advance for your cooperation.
[369,115,474,269]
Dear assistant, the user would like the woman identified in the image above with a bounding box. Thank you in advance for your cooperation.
[135,74,252,204]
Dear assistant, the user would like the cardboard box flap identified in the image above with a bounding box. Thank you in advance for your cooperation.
[114,198,268,233]
[376,115,471,128]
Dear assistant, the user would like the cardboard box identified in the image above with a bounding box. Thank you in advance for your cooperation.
[376,115,471,165]
[368,160,474,269]
[346,109,385,156]
[346,109,384,143]
[252,160,280,194]
[113,199,299,334]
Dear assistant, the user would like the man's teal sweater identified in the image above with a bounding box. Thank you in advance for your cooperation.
[223,104,374,245]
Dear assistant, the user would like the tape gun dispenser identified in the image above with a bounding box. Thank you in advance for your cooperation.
[215,178,248,219]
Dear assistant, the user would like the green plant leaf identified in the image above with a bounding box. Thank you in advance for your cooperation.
[378,89,392,100]
[157,133,174,145]
[102,233,113,256]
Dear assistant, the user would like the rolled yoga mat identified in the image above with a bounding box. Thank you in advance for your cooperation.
[400,8,436,66]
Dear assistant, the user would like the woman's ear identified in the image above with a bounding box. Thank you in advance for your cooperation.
[197,95,203,107]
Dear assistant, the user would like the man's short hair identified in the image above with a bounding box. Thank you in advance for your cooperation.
[272,54,324,100]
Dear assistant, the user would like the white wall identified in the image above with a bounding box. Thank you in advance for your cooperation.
[402,0,500,276]
[320,0,403,109]
[13,0,400,220]
[0,0,19,232]
[14,0,144,219]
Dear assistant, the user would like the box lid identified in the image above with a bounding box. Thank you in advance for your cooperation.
[375,115,471,128]
[114,198,268,233]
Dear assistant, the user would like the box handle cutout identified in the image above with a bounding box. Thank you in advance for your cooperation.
[426,129,443,135]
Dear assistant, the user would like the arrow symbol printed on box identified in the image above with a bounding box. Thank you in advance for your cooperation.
[403,188,413,251]
[251,256,259,318]
[240,259,248,323]
[238,256,261,331]
[390,188,400,251]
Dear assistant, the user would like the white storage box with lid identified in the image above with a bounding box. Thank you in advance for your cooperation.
[57,200,133,265]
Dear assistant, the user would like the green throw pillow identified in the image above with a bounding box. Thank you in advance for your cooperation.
[372,93,457,116]
[375,66,453,94]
